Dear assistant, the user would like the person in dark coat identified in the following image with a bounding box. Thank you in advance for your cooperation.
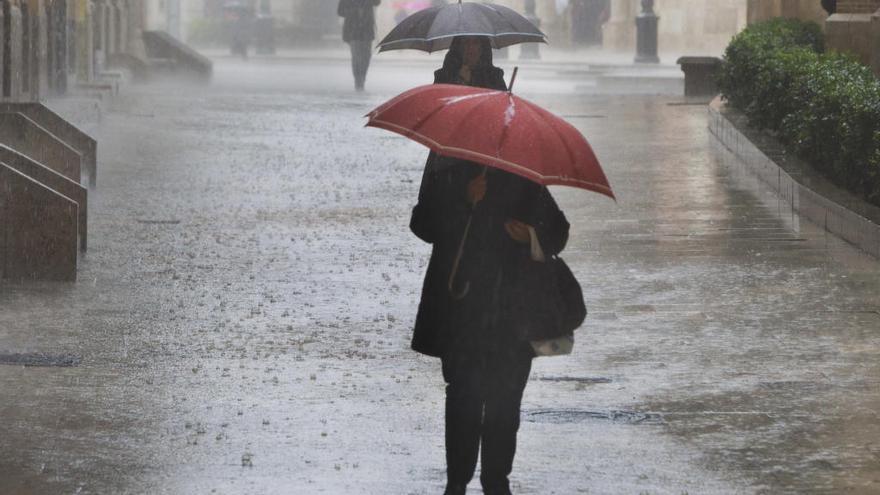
[337,0,381,91]
[409,35,571,495]
[571,0,610,47]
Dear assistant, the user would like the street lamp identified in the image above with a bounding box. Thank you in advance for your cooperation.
[635,0,659,63]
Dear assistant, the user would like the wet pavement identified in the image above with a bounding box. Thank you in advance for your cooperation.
[1,55,880,494]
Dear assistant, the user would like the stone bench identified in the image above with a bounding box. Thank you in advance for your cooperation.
[676,56,723,97]
[0,162,79,282]
[0,144,88,252]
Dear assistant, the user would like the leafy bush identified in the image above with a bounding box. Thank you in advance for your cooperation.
[719,18,880,207]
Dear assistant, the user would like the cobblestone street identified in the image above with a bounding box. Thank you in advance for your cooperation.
[1,55,880,494]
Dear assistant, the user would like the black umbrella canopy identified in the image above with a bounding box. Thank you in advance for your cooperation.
[378,1,547,53]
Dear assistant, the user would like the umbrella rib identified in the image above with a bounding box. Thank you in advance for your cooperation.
[527,102,578,175]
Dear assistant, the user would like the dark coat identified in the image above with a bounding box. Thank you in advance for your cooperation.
[409,38,570,358]
[338,0,381,42]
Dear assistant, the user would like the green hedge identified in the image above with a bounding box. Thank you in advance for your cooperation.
[718,18,880,207]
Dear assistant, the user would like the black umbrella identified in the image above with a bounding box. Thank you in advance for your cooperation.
[377,0,547,53]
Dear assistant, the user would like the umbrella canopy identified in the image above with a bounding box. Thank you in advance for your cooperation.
[365,80,614,199]
[377,0,547,53]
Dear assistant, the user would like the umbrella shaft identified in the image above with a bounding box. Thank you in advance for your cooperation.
[448,214,473,298]
[447,166,486,299]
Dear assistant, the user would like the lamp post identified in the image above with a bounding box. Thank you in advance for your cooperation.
[634,0,659,63]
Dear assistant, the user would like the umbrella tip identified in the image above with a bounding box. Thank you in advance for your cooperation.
[508,67,519,93]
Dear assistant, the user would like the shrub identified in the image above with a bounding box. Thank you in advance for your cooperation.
[719,18,824,112]
[719,18,880,208]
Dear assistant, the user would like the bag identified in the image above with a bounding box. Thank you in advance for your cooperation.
[530,334,575,357]
[509,228,587,353]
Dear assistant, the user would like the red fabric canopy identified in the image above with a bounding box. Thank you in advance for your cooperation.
[366,83,614,200]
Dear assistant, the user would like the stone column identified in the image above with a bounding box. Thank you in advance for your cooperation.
[3,0,23,101]
[826,0,880,67]
[125,0,147,61]
[634,0,659,63]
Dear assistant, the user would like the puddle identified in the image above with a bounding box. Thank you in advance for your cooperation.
[536,376,613,384]
[524,408,663,425]
[0,352,82,367]
[136,219,181,225]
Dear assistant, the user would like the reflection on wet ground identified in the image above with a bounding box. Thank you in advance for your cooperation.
[0,57,879,494]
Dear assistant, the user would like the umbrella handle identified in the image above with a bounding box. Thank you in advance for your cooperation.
[447,166,488,300]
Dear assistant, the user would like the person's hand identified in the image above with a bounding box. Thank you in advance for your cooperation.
[505,219,531,243]
[467,175,487,205]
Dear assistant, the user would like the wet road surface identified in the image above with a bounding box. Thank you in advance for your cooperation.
[1,56,879,494]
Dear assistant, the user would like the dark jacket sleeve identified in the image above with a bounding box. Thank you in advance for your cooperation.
[410,157,439,243]
[532,187,570,256]
[337,0,350,16]
[410,155,470,244]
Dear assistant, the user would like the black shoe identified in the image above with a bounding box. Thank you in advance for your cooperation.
[443,483,466,495]
[481,481,512,495]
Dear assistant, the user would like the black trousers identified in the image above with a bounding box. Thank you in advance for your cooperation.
[347,40,372,89]
[442,345,533,494]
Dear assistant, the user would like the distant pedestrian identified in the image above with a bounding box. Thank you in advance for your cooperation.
[338,0,381,91]
[410,36,571,495]
[570,0,609,47]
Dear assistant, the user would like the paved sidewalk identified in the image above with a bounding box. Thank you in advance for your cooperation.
[1,57,878,494]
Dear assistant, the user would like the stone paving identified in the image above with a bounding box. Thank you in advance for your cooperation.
[1,55,879,494]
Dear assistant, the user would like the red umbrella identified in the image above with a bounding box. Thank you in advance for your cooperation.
[365,70,614,199]
[366,70,614,297]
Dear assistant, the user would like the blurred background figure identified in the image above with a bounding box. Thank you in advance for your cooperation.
[338,0,382,91]
[570,0,609,47]
[224,0,254,58]
[392,0,431,25]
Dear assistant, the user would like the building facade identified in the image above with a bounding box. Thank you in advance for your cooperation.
[1,0,144,102]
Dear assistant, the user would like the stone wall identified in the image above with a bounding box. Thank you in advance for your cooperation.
[826,0,880,69]
[0,162,78,281]
[838,0,880,13]
[746,0,829,25]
